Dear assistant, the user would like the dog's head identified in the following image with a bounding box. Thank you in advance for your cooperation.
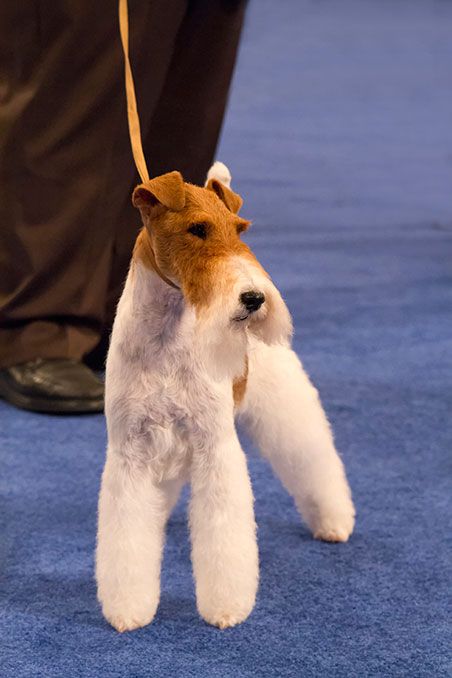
[132,163,292,360]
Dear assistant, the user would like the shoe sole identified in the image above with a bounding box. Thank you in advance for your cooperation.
[0,378,104,415]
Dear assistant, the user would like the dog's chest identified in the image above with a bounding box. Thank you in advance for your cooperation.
[106,294,230,480]
[107,358,226,481]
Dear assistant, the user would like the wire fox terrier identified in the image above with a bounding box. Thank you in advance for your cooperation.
[96,162,355,632]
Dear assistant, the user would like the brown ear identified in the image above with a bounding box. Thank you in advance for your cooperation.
[132,171,185,213]
[206,178,243,214]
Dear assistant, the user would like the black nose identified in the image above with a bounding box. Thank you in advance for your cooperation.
[240,290,265,313]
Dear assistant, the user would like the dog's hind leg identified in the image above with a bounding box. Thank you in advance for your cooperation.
[239,340,355,542]
[189,427,258,629]
[96,452,175,632]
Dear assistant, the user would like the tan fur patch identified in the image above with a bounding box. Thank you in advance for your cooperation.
[133,227,180,290]
[233,356,248,407]
[133,228,154,269]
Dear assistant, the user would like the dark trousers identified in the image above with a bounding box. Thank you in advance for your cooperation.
[0,0,246,368]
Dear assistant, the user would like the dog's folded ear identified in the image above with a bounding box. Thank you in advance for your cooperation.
[206,178,243,215]
[132,171,186,214]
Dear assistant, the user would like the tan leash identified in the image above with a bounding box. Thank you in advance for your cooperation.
[118,0,149,183]
[118,0,180,290]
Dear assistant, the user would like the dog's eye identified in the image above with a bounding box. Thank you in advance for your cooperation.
[188,223,207,240]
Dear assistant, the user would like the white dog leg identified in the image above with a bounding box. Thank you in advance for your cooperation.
[96,453,172,632]
[190,429,258,629]
[239,341,355,542]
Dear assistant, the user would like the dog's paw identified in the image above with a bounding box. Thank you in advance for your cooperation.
[313,512,355,543]
[314,525,351,543]
[201,607,253,630]
[104,611,155,633]
[100,597,158,632]
[197,590,256,630]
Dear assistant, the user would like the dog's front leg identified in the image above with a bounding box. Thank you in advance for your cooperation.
[189,428,258,629]
[96,452,171,632]
[239,340,355,542]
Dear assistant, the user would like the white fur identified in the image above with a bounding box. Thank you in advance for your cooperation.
[206,160,232,187]
[96,168,355,633]
[238,338,355,542]
[194,255,292,381]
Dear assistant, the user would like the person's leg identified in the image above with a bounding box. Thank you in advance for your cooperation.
[143,0,248,184]
[0,2,117,368]
[104,0,248,332]
[0,1,187,369]
[0,1,188,408]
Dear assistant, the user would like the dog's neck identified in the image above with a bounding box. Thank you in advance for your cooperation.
[129,260,186,341]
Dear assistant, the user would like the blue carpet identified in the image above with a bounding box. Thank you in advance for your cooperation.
[1,1,451,676]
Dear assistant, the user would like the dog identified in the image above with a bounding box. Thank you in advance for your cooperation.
[96,162,355,632]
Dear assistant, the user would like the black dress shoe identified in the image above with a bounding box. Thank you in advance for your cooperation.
[0,358,104,414]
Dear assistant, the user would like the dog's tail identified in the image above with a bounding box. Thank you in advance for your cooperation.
[206,161,232,188]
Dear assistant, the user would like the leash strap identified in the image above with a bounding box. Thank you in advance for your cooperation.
[118,0,150,183]
[118,0,180,290]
